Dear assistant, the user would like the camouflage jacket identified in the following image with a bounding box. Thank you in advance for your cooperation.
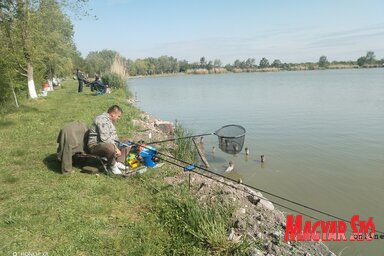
[88,112,119,147]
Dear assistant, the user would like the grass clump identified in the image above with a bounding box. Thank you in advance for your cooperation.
[173,121,196,163]
[157,194,250,255]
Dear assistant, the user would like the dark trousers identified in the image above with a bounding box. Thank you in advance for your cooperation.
[89,143,130,167]
[78,79,84,93]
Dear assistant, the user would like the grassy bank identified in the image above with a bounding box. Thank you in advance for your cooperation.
[0,81,247,255]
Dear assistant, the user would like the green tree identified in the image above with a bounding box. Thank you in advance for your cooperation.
[365,51,376,65]
[0,2,18,105]
[318,55,329,68]
[37,0,77,89]
[206,60,213,71]
[71,50,87,73]
[0,49,21,106]
[0,0,85,101]
[157,55,179,73]
[199,56,206,68]
[271,59,282,68]
[0,0,40,99]
[134,59,149,76]
[85,49,119,75]
[239,60,247,69]
[213,59,222,67]
[178,60,189,72]
[259,57,270,68]
[245,58,255,68]
[126,59,138,76]
[357,56,366,67]
[233,59,241,68]
[224,64,233,71]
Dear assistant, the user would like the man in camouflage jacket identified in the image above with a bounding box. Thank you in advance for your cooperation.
[88,105,129,174]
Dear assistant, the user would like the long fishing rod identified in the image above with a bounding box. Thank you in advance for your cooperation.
[150,148,384,235]
[117,124,384,234]
[158,156,324,221]
[159,155,384,238]
[147,133,213,145]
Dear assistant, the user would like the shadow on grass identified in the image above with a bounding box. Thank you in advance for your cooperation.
[0,119,15,129]
[43,153,62,174]
[43,153,106,175]
[2,105,41,115]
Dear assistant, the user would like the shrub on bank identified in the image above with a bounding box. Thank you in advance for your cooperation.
[102,72,126,89]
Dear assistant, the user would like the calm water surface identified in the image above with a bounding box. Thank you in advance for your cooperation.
[129,69,384,255]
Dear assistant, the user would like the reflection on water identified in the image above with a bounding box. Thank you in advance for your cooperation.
[130,69,384,255]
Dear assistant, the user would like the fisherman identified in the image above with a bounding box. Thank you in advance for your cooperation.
[87,105,130,174]
[90,75,107,94]
[76,68,88,93]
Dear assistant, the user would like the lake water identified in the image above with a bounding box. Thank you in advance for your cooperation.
[129,69,384,255]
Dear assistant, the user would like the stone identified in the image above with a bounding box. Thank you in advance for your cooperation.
[274,211,285,224]
[234,218,246,229]
[247,194,261,205]
[155,121,174,134]
[256,192,275,211]
[250,248,264,256]
[228,228,235,241]
[271,230,281,240]
[244,189,275,211]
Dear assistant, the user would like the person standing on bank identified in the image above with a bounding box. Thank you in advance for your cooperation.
[76,68,87,93]
[87,105,130,174]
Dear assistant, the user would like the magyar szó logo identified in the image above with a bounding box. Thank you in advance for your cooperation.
[284,214,383,242]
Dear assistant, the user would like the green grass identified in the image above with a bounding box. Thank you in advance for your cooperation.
[0,81,249,255]
[173,122,196,163]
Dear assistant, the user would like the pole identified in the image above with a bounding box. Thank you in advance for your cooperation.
[147,133,213,145]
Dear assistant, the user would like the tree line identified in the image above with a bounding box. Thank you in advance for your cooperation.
[82,50,384,77]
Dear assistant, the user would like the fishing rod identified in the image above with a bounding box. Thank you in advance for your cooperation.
[118,125,384,234]
[161,151,384,233]
[152,151,384,235]
[158,156,330,223]
[146,132,212,145]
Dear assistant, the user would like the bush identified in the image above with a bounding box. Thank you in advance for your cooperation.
[102,72,126,89]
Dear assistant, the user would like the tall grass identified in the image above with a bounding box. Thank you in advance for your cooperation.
[156,194,250,255]
[173,121,196,163]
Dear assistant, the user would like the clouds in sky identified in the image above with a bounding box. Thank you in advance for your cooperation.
[119,23,384,64]
[73,1,384,64]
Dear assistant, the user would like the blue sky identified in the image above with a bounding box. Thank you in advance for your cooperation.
[72,0,384,64]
